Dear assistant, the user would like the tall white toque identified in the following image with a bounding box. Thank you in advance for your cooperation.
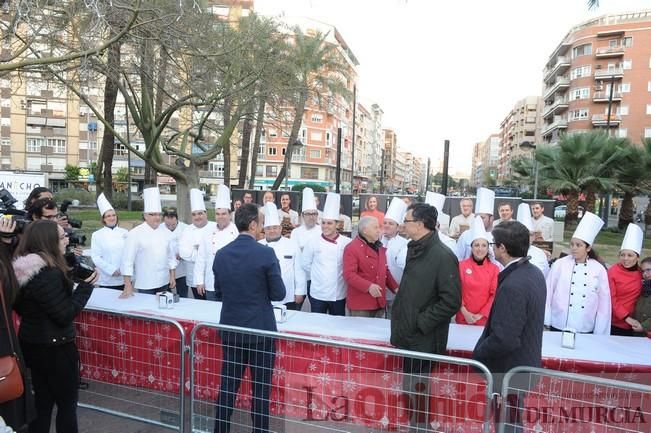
[214,184,231,210]
[385,197,407,224]
[470,215,490,243]
[475,187,495,215]
[143,187,162,213]
[190,188,206,212]
[620,223,643,255]
[263,202,281,228]
[516,202,533,231]
[96,193,114,217]
[571,211,604,246]
[323,192,341,220]
[301,187,317,213]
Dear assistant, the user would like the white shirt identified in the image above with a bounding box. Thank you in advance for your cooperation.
[532,215,554,241]
[339,214,352,232]
[178,221,216,287]
[259,236,307,305]
[121,223,177,291]
[278,208,299,226]
[165,222,188,278]
[194,222,238,291]
[91,226,129,287]
[545,255,611,334]
[381,234,408,303]
[449,213,474,238]
[291,223,322,279]
[439,231,458,254]
[302,233,351,302]
[528,245,550,278]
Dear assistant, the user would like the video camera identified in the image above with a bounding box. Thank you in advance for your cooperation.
[0,188,29,235]
[59,199,83,229]
[64,228,95,281]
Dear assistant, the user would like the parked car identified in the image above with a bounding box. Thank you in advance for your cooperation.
[554,205,585,219]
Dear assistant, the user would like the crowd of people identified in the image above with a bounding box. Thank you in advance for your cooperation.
[1,183,650,433]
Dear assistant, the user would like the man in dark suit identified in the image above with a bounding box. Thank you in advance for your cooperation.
[473,220,546,433]
[212,203,286,433]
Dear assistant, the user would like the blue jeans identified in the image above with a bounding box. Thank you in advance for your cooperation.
[309,296,346,316]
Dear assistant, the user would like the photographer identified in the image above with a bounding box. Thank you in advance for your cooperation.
[23,188,52,222]
[29,199,59,223]
[12,220,98,433]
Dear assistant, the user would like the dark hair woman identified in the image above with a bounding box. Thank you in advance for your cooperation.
[12,220,98,433]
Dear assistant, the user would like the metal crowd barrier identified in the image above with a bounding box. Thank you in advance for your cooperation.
[499,366,651,433]
[190,323,494,433]
[74,307,187,433]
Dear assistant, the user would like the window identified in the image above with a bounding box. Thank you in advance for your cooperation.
[255,166,263,176]
[647,104,651,115]
[311,113,323,123]
[268,147,277,156]
[623,36,633,48]
[326,131,332,147]
[609,39,618,48]
[258,146,265,154]
[646,128,651,138]
[570,65,591,80]
[208,162,224,177]
[310,131,322,142]
[265,165,277,177]
[617,105,629,116]
[572,43,592,58]
[619,83,631,93]
[281,148,286,155]
[48,138,66,154]
[571,87,590,100]
[648,81,651,92]
[26,137,45,152]
[310,150,321,159]
[569,108,589,121]
[301,167,318,179]
[617,128,628,138]
[622,59,632,70]
[268,129,277,138]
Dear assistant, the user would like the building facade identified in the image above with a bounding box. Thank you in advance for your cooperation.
[471,133,500,188]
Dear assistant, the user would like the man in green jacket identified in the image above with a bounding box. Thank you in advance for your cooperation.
[390,202,461,431]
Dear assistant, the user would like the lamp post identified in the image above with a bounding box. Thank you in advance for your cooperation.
[285,139,303,191]
[519,141,538,199]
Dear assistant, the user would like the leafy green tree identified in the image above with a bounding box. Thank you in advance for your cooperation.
[64,164,81,182]
[614,139,651,229]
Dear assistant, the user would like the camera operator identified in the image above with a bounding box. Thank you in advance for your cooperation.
[29,198,59,223]
[12,220,98,433]
[23,187,52,221]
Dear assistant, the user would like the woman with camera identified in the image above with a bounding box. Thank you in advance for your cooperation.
[12,220,98,433]
[90,194,128,290]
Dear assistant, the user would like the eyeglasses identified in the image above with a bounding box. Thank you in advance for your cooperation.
[303,212,318,217]
[403,219,420,224]
[642,268,651,274]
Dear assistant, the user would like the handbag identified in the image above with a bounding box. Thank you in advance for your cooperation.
[0,284,24,404]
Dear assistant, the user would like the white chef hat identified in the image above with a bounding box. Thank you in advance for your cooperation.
[516,203,533,232]
[620,223,643,255]
[263,202,281,228]
[96,193,114,217]
[425,191,445,213]
[190,188,206,212]
[301,187,317,213]
[323,192,341,220]
[475,187,495,215]
[385,197,407,224]
[143,187,162,213]
[571,211,604,246]
[470,215,490,243]
[214,184,231,210]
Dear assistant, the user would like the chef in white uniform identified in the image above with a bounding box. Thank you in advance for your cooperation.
[545,212,611,334]
[425,191,450,236]
[195,184,238,300]
[291,188,322,298]
[302,192,352,316]
[381,197,408,318]
[91,193,129,290]
[162,207,188,297]
[178,189,216,298]
[120,187,177,297]
[259,202,307,310]
[516,203,550,278]
[455,188,495,261]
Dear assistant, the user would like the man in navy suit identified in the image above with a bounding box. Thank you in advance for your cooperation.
[213,203,286,433]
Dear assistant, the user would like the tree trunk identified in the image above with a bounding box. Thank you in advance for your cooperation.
[618,191,634,230]
[585,189,596,214]
[174,163,200,223]
[565,190,580,227]
[645,196,651,229]
[272,90,308,190]
[98,41,121,200]
[237,103,254,188]
[248,97,266,189]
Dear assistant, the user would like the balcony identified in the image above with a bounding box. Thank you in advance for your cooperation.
[541,118,568,136]
[593,91,623,102]
[542,98,569,118]
[595,46,625,58]
[543,56,571,82]
[594,68,624,79]
[591,114,621,126]
[543,77,570,100]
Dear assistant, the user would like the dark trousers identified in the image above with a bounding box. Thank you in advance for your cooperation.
[214,337,275,433]
[308,296,346,316]
[191,286,204,300]
[138,284,169,295]
[175,276,188,298]
[20,341,79,433]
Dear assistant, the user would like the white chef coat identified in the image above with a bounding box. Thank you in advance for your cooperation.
[121,223,177,291]
[291,224,322,279]
[165,221,188,278]
[278,208,299,226]
[439,231,458,254]
[90,225,129,287]
[545,255,611,334]
[449,213,474,238]
[532,215,554,241]
[178,221,216,288]
[302,233,351,302]
[194,222,238,291]
[528,245,550,278]
[381,234,408,303]
[438,213,451,236]
[259,236,307,305]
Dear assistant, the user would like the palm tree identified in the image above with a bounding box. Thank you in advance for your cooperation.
[614,139,651,229]
[271,28,352,190]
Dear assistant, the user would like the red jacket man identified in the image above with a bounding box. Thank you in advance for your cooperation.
[343,216,398,317]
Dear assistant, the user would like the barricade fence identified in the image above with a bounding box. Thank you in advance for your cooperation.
[190,323,494,433]
[499,366,651,433]
[74,307,187,433]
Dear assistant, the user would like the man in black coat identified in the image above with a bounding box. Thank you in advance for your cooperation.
[473,220,546,433]
[212,203,286,433]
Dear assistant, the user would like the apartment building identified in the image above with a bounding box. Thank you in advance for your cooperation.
[352,102,385,193]
[471,133,500,188]
[542,11,651,144]
[497,96,543,182]
[382,128,398,192]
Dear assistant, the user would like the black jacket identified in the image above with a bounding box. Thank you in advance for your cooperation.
[473,258,547,376]
[390,231,461,354]
[12,254,93,346]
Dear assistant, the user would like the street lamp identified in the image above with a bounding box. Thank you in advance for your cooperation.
[519,141,538,200]
[285,139,303,191]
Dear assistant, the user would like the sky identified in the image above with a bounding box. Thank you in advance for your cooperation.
[256,0,651,177]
